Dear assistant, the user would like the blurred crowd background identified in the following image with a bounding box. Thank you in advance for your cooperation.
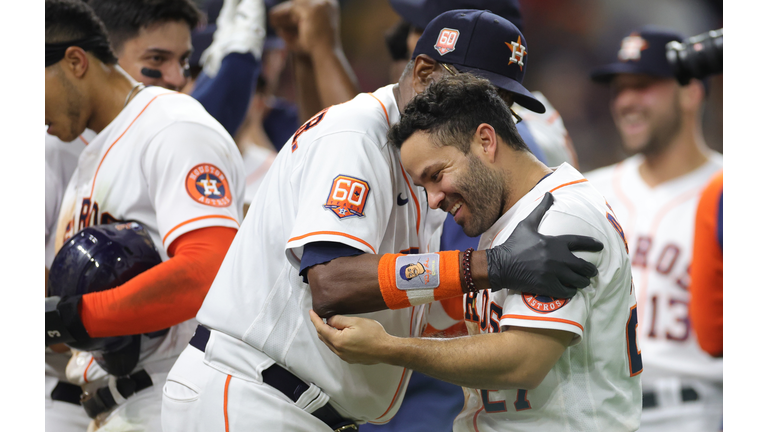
[193,0,723,171]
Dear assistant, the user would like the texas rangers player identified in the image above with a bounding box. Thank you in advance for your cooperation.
[44,1,244,430]
[162,9,603,432]
[586,27,723,431]
[313,73,642,432]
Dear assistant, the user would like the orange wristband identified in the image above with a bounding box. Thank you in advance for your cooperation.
[378,250,463,310]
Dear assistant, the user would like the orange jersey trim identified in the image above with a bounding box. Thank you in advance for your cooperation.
[399,161,421,235]
[500,314,584,332]
[163,215,240,246]
[288,231,376,254]
[78,134,90,145]
[83,356,95,384]
[223,374,232,432]
[367,93,390,126]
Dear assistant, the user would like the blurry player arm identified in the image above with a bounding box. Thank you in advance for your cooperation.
[77,226,236,337]
[192,0,266,135]
[689,171,723,357]
[270,0,358,122]
[311,311,571,389]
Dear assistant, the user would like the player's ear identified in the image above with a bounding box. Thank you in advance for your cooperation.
[475,123,498,164]
[679,79,705,114]
[412,54,439,94]
[62,46,90,79]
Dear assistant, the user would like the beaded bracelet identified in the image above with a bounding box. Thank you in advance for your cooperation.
[462,248,476,292]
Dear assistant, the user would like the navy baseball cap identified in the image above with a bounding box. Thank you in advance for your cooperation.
[590,26,684,84]
[390,0,523,32]
[412,9,545,113]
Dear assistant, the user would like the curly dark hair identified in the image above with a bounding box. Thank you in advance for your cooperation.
[46,0,118,65]
[87,0,201,54]
[389,74,528,154]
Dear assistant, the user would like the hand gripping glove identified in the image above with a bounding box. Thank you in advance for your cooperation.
[486,192,604,298]
[46,295,89,346]
[202,0,266,77]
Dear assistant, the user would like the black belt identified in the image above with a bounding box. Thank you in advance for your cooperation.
[80,370,153,418]
[51,381,83,405]
[190,325,358,432]
[642,387,699,409]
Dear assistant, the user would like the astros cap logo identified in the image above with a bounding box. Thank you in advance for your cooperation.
[186,163,232,207]
[434,28,460,56]
[324,175,370,218]
[505,36,527,71]
[618,33,648,62]
[522,293,569,313]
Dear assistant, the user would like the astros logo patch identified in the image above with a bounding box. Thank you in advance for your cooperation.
[505,36,527,71]
[186,163,232,207]
[522,294,569,313]
[618,33,648,62]
[324,175,370,218]
[434,28,460,56]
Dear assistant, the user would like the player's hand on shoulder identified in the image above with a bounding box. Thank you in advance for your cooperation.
[309,310,390,365]
[486,192,603,298]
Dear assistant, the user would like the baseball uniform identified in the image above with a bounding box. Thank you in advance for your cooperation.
[586,152,723,431]
[240,144,276,205]
[53,85,244,430]
[453,163,642,431]
[162,84,445,431]
[45,130,94,432]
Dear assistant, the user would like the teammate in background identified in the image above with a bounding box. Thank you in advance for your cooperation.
[689,171,723,358]
[269,0,360,122]
[162,10,603,431]
[313,73,642,432]
[585,26,723,431]
[44,1,245,430]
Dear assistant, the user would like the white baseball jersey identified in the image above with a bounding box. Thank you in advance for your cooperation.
[586,153,723,430]
[240,143,276,205]
[453,163,642,432]
[194,84,443,423]
[52,86,244,429]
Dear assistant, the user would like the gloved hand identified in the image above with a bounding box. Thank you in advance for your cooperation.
[46,295,89,346]
[486,192,604,298]
[202,0,266,77]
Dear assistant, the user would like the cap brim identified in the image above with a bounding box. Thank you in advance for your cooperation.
[590,62,673,84]
[453,64,546,114]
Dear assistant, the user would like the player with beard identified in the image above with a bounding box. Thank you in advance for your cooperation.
[312,73,642,431]
[585,26,723,431]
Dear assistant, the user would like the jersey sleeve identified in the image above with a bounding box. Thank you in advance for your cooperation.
[286,131,394,258]
[497,209,608,345]
[141,122,245,251]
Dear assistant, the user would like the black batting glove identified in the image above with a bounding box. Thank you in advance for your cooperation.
[486,192,604,298]
[46,295,90,347]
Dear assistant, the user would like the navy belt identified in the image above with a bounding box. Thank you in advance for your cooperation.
[51,381,83,405]
[190,325,358,432]
[642,387,699,409]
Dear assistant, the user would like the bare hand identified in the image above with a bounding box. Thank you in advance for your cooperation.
[309,310,392,365]
[269,0,340,56]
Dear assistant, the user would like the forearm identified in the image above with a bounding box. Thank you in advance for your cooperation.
[310,250,490,318]
[80,227,236,337]
[293,54,324,122]
[310,46,359,108]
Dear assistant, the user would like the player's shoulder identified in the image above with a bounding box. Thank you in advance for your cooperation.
[313,85,397,145]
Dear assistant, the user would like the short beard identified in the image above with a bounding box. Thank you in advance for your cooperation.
[57,70,83,141]
[454,153,505,237]
[635,91,683,157]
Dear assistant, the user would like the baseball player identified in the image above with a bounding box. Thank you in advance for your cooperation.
[162,9,604,432]
[689,170,723,358]
[44,1,244,430]
[313,73,642,432]
[585,26,723,431]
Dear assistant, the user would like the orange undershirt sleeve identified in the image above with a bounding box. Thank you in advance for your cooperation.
[689,171,723,357]
[79,226,237,338]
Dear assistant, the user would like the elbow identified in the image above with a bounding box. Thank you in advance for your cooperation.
[308,267,342,318]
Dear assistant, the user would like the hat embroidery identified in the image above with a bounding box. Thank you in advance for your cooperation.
[505,36,526,71]
[434,28,460,56]
[618,34,648,62]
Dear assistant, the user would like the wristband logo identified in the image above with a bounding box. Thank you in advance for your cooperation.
[186,163,232,207]
[522,294,569,313]
[324,175,370,219]
[396,253,439,290]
